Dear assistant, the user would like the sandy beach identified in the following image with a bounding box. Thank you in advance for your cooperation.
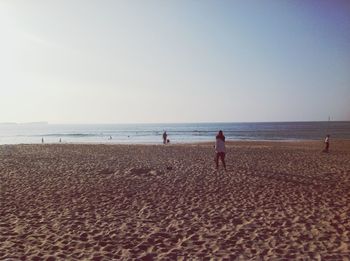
[1,140,350,260]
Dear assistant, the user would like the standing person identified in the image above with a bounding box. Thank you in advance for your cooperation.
[323,134,330,152]
[215,130,226,170]
[163,131,167,144]
[41,137,44,144]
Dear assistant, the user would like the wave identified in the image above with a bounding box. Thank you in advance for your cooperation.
[31,133,99,137]
[4,122,348,144]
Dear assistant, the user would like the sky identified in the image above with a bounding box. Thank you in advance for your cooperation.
[0,0,349,124]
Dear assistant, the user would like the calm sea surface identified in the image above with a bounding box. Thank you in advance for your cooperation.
[0,122,349,144]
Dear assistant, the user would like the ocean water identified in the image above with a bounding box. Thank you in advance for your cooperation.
[0,122,349,145]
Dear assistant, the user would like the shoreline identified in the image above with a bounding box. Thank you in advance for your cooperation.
[1,138,349,146]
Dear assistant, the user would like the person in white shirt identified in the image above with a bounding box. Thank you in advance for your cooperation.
[215,130,226,170]
[323,134,330,152]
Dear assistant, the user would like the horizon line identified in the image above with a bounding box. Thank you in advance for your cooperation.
[1,120,348,125]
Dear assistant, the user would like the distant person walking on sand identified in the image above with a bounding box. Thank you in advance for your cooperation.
[215,130,226,170]
[42,137,44,144]
[163,131,167,144]
[323,134,330,152]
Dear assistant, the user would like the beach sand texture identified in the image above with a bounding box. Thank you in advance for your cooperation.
[1,141,350,260]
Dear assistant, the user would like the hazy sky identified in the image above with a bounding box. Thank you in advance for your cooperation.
[0,1,349,123]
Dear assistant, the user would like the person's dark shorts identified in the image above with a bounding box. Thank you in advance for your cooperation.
[216,152,225,159]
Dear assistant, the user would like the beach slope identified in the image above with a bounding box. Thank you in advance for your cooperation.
[1,141,350,260]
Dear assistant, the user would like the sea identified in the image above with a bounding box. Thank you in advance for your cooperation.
[0,122,349,145]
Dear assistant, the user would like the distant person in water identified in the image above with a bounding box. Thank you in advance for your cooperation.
[163,131,167,144]
[42,137,44,144]
[215,130,226,170]
[323,134,330,152]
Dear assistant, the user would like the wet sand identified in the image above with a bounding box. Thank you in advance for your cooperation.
[1,140,350,260]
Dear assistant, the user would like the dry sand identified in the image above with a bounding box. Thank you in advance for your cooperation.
[1,140,350,260]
